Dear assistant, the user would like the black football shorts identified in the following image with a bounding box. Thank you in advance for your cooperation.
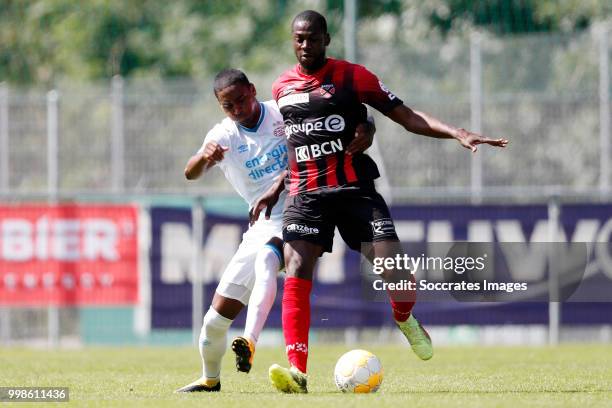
[282,181,399,253]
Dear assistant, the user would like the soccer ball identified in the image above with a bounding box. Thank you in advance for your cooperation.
[334,349,383,393]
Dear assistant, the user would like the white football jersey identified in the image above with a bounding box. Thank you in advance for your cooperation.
[198,100,288,218]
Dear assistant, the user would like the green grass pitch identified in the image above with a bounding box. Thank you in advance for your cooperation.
[1,344,611,407]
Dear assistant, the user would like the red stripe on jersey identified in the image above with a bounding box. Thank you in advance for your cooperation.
[305,160,318,191]
[289,158,300,196]
[344,154,358,184]
[325,155,338,187]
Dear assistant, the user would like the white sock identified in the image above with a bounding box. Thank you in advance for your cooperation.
[199,306,233,380]
[243,245,280,344]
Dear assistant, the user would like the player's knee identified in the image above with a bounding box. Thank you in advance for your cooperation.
[255,246,280,278]
[266,236,283,251]
[381,265,413,284]
[372,239,402,259]
[202,308,217,331]
[284,250,314,280]
[255,247,275,263]
[283,240,321,279]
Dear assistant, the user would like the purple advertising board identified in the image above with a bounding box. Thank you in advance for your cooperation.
[150,204,612,329]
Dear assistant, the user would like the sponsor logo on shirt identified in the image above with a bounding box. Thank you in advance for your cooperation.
[284,114,346,138]
[238,144,249,153]
[278,92,309,108]
[295,139,343,162]
[245,144,289,180]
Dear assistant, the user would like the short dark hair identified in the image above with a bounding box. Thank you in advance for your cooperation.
[292,10,327,34]
[213,68,250,95]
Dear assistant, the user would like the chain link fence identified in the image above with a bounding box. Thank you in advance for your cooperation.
[0,29,610,202]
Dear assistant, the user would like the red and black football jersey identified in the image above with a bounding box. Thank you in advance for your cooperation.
[272,58,403,195]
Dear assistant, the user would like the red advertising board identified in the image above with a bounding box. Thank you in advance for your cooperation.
[0,204,139,306]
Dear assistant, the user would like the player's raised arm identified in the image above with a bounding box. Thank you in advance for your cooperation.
[385,104,509,153]
[184,141,229,180]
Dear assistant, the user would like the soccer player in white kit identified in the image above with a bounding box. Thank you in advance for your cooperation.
[176,68,375,392]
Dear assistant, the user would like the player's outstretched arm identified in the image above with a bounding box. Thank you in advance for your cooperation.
[249,170,287,226]
[184,141,229,180]
[385,104,508,152]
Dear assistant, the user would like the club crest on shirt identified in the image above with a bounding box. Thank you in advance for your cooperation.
[273,126,285,137]
[320,83,335,98]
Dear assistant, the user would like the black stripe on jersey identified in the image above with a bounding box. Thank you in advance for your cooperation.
[296,160,308,192]
[315,158,328,189]
[336,154,348,186]
[323,70,334,86]
[334,66,355,186]
[344,64,355,98]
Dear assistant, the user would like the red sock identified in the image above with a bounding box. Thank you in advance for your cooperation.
[390,298,415,322]
[282,276,312,373]
[387,275,416,322]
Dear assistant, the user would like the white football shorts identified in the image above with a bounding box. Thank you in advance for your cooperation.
[215,215,283,305]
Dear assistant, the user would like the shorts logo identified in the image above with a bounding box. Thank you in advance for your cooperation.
[286,223,319,235]
[371,218,396,237]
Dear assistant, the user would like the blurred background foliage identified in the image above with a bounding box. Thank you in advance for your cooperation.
[1,0,610,86]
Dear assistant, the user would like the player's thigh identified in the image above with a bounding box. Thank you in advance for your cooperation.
[282,192,335,253]
[336,186,399,252]
[250,217,285,270]
[211,292,245,320]
[283,239,324,280]
[216,226,271,307]
[217,218,284,299]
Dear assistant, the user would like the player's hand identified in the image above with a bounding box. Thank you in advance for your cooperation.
[201,141,229,167]
[249,189,280,226]
[346,122,375,155]
[455,128,508,153]
[249,193,279,226]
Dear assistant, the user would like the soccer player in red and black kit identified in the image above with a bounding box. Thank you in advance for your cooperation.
[251,10,508,393]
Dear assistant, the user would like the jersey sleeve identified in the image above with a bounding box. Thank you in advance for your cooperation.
[271,77,283,102]
[352,64,403,114]
[197,123,231,155]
